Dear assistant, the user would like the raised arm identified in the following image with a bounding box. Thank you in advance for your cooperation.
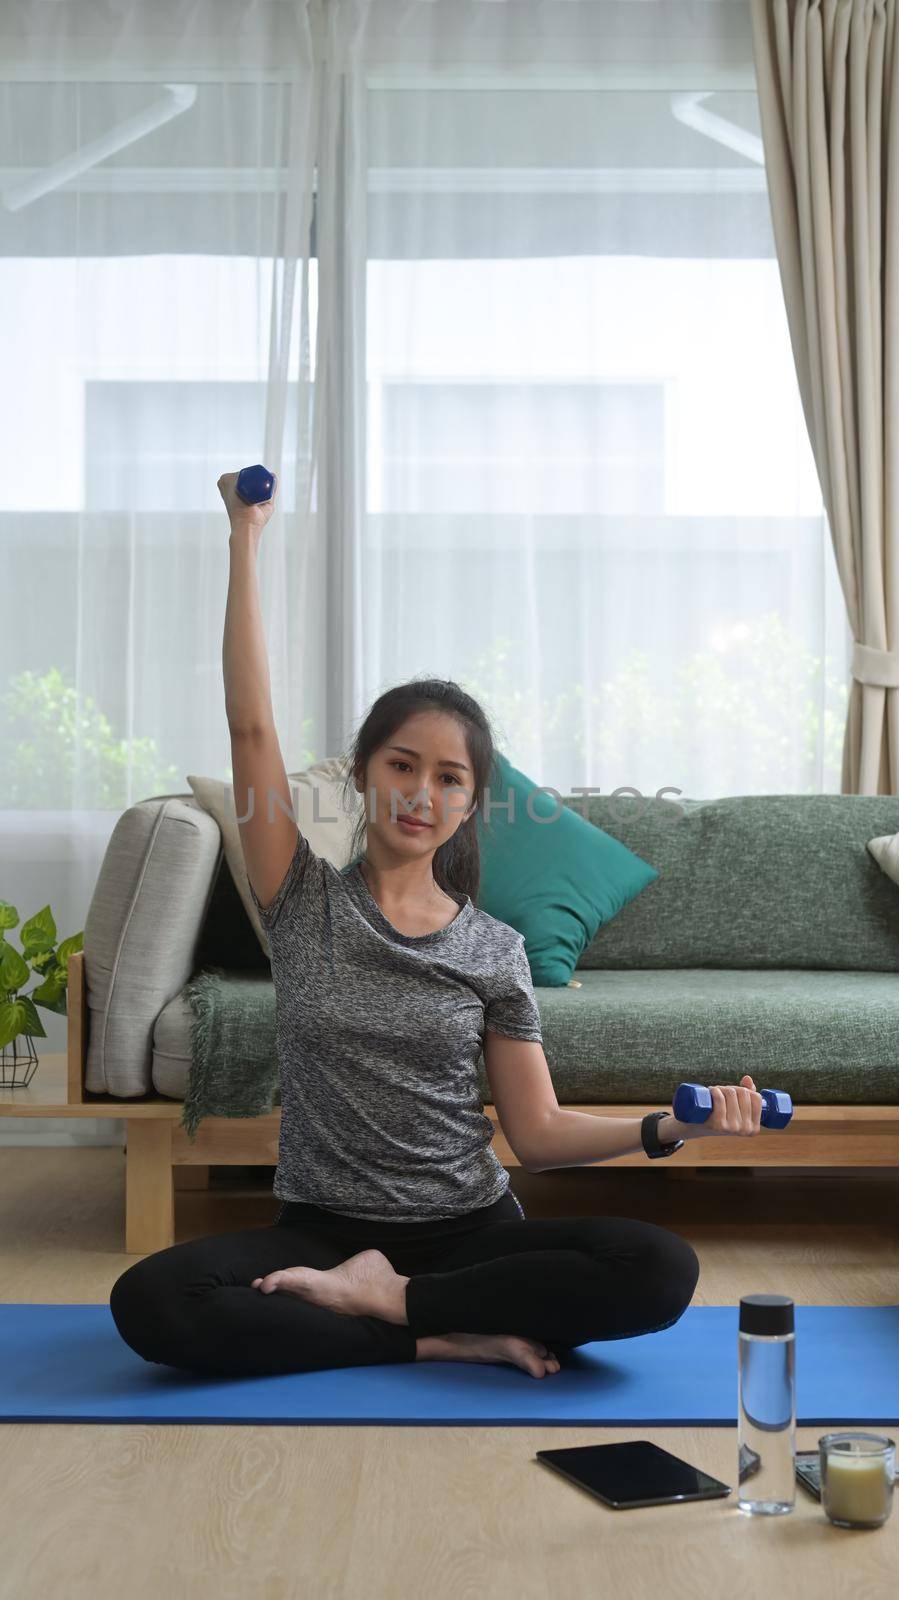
[219,470,300,910]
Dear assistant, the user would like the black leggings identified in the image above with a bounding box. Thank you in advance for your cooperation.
[109,1188,701,1378]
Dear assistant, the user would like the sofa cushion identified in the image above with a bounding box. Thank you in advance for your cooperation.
[151,965,899,1112]
[476,753,658,985]
[573,793,899,971]
[83,797,221,1097]
[524,967,899,1101]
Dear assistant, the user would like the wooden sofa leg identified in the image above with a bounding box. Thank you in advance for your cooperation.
[125,1120,174,1255]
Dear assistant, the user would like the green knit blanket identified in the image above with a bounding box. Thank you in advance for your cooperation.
[181,967,281,1141]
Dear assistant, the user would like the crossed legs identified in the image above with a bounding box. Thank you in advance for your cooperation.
[109,1213,700,1380]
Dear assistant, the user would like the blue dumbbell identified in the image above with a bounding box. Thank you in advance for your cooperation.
[673,1081,793,1129]
[235,464,277,505]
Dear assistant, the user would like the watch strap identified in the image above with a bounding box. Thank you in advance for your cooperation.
[641,1110,685,1160]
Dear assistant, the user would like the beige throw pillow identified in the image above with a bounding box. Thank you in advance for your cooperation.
[867,832,899,887]
[188,754,362,957]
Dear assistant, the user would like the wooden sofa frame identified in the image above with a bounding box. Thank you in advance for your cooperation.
[2,954,899,1255]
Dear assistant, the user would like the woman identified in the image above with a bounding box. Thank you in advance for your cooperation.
[108,469,708,1382]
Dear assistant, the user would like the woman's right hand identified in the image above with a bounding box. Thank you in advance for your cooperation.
[218,469,279,540]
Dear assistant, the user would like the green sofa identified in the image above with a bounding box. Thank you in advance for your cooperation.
[55,789,899,1250]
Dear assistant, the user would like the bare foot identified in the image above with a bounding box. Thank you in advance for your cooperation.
[251,1249,401,1317]
[416,1331,561,1379]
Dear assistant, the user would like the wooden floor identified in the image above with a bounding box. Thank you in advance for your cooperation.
[1,1149,897,1600]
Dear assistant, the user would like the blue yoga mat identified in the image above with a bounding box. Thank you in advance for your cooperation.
[2,1304,897,1425]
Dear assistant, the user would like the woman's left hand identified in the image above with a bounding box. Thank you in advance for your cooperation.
[699,1075,764,1136]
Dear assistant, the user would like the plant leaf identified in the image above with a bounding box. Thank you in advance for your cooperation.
[57,932,84,963]
[21,906,57,947]
[0,941,30,992]
[0,994,46,1047]
[31,968,67,1015]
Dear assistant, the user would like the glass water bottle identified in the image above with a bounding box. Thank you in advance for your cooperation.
[737,1293,796,1515]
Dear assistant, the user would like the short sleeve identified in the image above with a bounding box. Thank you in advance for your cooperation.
[246,830,318,935]
[484,936,543,1042]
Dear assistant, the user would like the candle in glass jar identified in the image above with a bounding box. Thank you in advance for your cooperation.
[824,1454,891,1525]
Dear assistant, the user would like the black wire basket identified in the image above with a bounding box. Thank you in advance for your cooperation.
[0,1036,40,1088]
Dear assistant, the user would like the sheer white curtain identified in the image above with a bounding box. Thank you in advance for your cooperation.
[346,0,848,798]
[2,0,847,1078]
[1,0,320,1078]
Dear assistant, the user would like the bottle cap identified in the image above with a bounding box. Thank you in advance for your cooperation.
[739,1293,795,1336]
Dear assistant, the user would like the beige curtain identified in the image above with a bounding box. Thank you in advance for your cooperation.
[750,0,899,793]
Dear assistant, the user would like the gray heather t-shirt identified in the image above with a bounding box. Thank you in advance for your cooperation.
[247,830,543,1222]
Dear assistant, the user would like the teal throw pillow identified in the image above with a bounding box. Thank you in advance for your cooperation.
[474,752,659,985]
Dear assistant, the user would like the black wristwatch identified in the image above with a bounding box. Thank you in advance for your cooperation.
[641,1110,685,1160]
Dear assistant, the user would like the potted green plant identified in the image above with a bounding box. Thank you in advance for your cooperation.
[0,900,83,1087]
